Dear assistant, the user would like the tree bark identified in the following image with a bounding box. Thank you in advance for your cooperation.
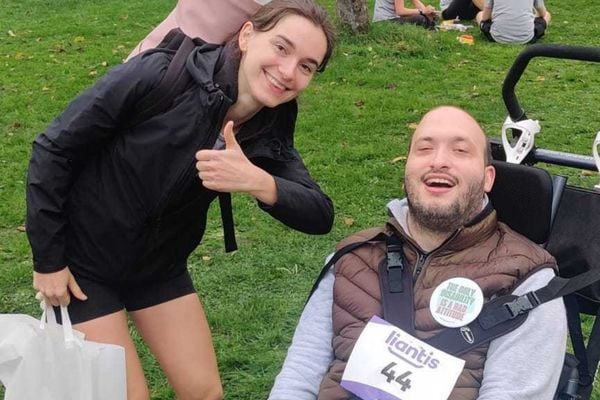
[337,0,370,34]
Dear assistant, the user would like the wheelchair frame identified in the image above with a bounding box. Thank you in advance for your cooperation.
[490,44,600,400]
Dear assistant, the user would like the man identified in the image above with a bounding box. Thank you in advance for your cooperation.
[476,0,551,44]
[126,0,269,61]
[268,106,567,400]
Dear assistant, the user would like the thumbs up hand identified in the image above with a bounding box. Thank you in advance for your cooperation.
[195,121,277,204]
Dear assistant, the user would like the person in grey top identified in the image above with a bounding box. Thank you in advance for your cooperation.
[476,0,551,44]
[373,0,438,29]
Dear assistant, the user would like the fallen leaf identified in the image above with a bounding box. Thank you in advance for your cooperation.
[536,75,546,81]
[8,30,16,37]
[10,122,22,129]
[385,83,397,90]
[89,70,97,76]
[202,255,211,261]
[41,86,50,91]
[343,216,355,226]
[392,156,407,163]
[407,122,418,130]
[73,36,85,43]
[16,225,26,232]
[14,52,25,60]
[354,100,365,108]
[581,170,598,177]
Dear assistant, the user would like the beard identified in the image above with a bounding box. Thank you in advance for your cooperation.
[405,176,485,234]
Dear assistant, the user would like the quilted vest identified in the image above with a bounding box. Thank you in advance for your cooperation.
[318,208,556,400]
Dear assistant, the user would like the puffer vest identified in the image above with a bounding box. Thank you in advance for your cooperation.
[318,208,556,400]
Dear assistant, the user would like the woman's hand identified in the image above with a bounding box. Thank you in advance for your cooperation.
[33,266,87,307]
[195,121,278,205]
[422,5,437,19]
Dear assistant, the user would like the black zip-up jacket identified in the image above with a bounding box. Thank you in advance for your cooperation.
[26,43,334,282]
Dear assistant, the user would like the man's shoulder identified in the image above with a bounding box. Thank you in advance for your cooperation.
[496,221,556,265]
[335,227,388,250]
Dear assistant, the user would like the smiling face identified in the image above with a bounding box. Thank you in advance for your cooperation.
[237,14,327,109]
[404,107,496,234]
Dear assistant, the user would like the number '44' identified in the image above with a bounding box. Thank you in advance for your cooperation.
[380,362,412,392]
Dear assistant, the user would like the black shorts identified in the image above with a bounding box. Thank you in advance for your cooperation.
[480,17,547,43]
[63,268,196,324]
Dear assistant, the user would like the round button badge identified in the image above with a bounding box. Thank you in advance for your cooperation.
[429,277,484,328]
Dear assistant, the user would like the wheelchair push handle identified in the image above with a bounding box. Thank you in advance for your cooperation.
[502,44,600,122]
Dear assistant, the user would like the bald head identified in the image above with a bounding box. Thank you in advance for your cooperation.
[411,106,491,165]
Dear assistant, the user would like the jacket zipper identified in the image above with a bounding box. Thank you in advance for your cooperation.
[411,228,462,284]
[413,253,428,282]
[151,97,228,235]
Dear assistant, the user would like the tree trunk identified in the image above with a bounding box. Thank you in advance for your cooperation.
[336,0,370,34]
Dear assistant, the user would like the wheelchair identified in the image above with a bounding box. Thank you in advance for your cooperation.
[489,44,600,400]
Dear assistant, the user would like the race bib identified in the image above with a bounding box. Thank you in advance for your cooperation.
[341,316,465,400]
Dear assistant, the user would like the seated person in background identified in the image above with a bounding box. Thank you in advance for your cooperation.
[476,0,551,44]
[126,0,269,60]
[268,106,567,400]
[440,0,484,21]
[373,0,438,30]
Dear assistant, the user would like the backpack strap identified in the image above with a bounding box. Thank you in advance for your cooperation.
[128,29,197,128]
[219,193,237,252]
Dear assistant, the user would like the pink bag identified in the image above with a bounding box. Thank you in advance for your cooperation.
[127,0,269,60]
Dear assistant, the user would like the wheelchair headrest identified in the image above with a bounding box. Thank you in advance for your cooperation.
[489,161,554,244]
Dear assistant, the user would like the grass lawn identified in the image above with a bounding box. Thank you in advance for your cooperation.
[1,0,600,398]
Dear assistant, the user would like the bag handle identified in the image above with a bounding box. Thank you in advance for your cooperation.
[40,305,77,347]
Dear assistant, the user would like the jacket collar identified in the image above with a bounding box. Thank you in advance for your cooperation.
[387,197,497,254]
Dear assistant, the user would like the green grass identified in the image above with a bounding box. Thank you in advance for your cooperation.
[1,0,600,398]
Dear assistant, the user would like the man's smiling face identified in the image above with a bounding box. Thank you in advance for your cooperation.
[404,106,496,233]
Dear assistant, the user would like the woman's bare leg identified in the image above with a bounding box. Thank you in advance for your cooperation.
[74,310,150,400]
[130,294,223,400]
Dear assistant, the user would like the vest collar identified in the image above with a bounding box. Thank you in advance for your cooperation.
[386,196,497,254]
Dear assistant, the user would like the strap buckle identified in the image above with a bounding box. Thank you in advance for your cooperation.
[504,293,540,318]
[386,244,404,270]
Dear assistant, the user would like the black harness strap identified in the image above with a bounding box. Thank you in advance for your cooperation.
[427,268,600,356]
[378,234,415,334]
[306,232,389,303]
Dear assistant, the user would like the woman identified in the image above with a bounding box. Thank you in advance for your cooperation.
[27,1,336,399]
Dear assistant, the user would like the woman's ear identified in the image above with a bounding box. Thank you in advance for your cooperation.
[238,21,254,52]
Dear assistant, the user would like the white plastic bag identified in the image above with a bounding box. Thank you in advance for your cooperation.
[0,305,126,400]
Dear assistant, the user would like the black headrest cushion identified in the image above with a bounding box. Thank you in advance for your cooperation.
[489,161,554,244]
